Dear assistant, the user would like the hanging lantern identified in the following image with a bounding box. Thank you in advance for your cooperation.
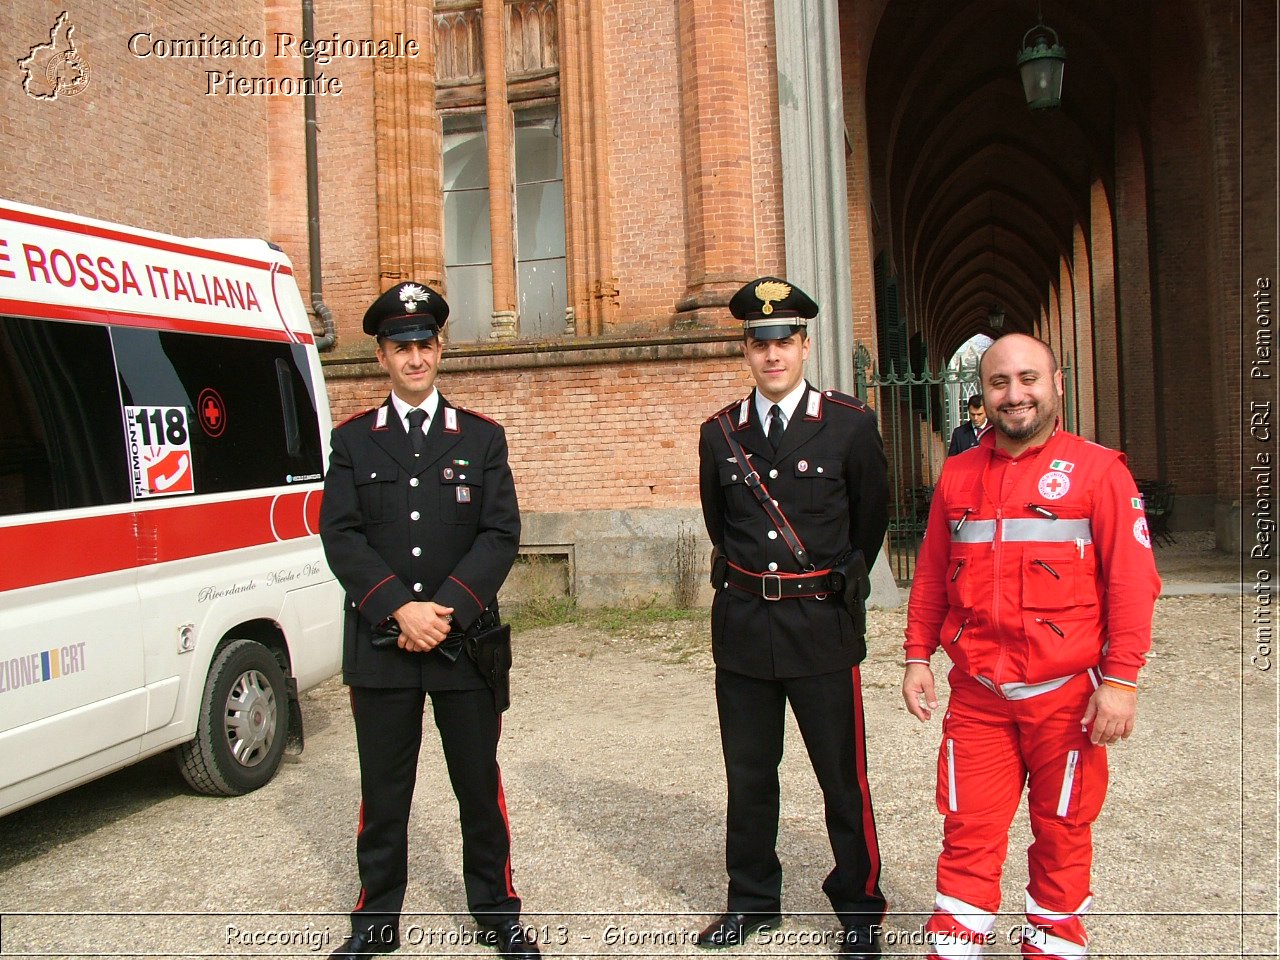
[1017,20,1066,109]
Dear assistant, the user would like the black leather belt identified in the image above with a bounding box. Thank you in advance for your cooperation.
[725,562,836,601]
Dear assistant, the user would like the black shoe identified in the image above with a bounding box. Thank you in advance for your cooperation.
[478,919,541,959]
[837,924,880,959]
[694,913,782,949]
[328,927,400,958]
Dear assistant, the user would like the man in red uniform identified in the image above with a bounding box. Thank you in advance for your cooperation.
[902,334,1160,959]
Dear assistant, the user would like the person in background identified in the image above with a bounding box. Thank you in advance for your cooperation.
[947,393,988,456]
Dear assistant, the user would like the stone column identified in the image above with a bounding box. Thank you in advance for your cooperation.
[482,0,517,338]
[773,0,854,393]
[674,0,756,327]
[372,0,441,290]
[775,0,896,607]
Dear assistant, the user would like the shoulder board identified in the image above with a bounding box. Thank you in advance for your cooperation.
[453,405,502,428]
[821,390,868,412]
[336,407,377,429]
[704,396,747,424]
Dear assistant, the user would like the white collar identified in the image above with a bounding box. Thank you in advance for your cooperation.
[389,388,440,428]
[754,380,808,427]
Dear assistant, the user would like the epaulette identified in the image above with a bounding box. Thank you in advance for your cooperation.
[454,405,502,428]
[704,397,746,424]
[336,407,377,428]
[822,390,869,412]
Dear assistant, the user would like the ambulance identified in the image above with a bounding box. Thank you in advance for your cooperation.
[0,198,342,815]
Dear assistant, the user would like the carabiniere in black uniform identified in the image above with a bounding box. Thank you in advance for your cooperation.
[695,278,890,959]
[320,281,536,959]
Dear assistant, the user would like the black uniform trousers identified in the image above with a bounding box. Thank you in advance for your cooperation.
[715,665,886,927]
[348,685,518,937]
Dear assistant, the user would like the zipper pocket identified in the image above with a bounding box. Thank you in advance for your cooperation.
[1032,559,1060,579]
[950,559,965,582]
[949,619,968,644]
[1035,617,1065,637]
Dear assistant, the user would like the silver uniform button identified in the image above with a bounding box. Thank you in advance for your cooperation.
[370,472,377,479]
[410,511,420,521]
[731,474,738,482]
[413,582,423,592]
[409,477,419,487]
[767,530,778,540]
[769,469,778,479]
[412,547,422,557]
[817,466,824,474]
[768,562,778,572]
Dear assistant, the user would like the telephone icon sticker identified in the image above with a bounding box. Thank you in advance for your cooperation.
[126,406,195,498]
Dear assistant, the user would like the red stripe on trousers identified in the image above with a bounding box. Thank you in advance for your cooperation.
[494,716,517,899]
[349,688,368,913]
[850,667,884,912]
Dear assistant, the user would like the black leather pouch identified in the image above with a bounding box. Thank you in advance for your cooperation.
[710,544,728,589]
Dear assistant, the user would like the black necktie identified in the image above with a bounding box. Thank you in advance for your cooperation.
[768,404,784,452]
[406,408,427,457]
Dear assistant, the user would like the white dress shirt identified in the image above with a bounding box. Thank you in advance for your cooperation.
[389,389,440,436]
[754,380,808,440]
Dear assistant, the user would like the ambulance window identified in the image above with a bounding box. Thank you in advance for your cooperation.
[0,316,130,516]
[111,328,323,496]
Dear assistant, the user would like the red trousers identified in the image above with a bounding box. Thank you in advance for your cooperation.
[924,669,1107,959]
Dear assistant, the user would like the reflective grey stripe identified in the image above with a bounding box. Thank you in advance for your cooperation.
[951,520,996,543]
[1001,518,1093,542]
[950,517,1093,544]
[1000,674,1074,700]
[946,739,958,812]
[976,672,1076,700]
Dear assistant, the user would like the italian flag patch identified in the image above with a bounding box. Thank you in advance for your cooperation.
[1049,459,1075,472]
[1131,497,1144,509]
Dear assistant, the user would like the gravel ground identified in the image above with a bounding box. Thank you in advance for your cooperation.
[0,592,1274,960]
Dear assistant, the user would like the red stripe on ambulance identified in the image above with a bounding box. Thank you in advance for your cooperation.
[0,492,319,592]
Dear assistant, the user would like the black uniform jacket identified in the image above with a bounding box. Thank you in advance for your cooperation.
[698,383,889,679]
[947,421,982,456]
[320,394,520,689]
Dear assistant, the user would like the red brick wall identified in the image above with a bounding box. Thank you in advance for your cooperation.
[326,352,754,513]
[305,0,382,357]
[4,3,269,236]
[1146,1,1225,501]
[603,0,687,326]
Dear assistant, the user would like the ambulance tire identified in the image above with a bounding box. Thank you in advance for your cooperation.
[177,639,290,796]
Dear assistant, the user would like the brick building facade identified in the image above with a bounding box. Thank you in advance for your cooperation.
[3,0,1275,601]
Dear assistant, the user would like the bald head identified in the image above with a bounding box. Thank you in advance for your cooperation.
[978,334,1058,381]
[977,333,1064,455]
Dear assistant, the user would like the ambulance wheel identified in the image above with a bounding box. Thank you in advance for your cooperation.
[177,639,289,796]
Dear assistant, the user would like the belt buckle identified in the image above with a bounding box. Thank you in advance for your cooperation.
[761,574,782,601]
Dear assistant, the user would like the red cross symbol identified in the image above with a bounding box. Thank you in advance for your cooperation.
[1044,476,1065,495]
[198,388,226,437]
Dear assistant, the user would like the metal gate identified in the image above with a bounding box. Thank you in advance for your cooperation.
[854,343,1075,582]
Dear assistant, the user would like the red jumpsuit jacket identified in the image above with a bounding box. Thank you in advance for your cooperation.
[905,426,1161,695]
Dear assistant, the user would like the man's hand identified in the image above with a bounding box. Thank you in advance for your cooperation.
[392,601,455,653]
[1081,684,1137,745]
[902,662,939,721]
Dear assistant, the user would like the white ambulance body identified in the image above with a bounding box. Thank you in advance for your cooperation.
[0,198,342,815]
